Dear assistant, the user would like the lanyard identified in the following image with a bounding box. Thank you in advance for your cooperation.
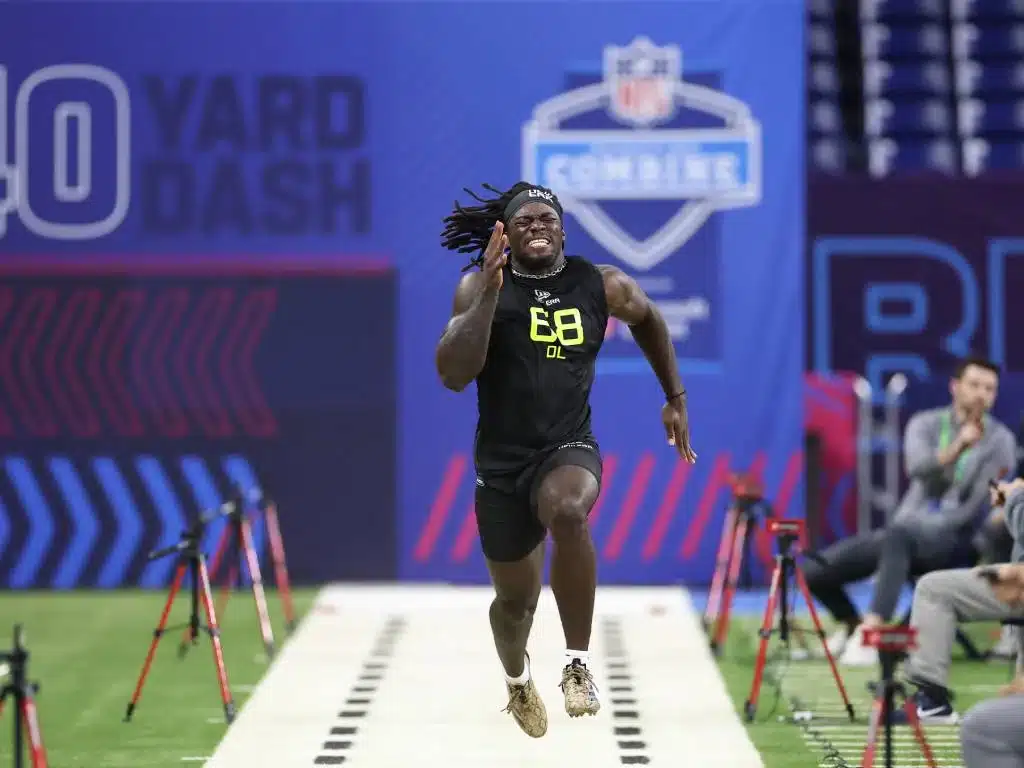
[938,410,977,485]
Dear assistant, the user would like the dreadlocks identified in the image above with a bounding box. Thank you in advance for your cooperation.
[440,182,559,271]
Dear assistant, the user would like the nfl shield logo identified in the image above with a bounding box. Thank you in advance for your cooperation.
[604,37,681,127]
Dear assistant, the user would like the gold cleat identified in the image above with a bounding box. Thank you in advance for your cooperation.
[560,659,600,717]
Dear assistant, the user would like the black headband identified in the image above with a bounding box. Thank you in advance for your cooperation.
[503,187,563,223]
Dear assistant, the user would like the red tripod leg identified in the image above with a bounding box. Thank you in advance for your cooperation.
[794,565,855,717]
[20,693,48,768]
[125,562,186,721]
[239,516,276,658]
[216,561,238,622]
[263,501,297,632]
[859,695,884,768]
[197,556,236,724]
[903,698,939,768]
[714,515,749,653]
[744,558,782,720]
[704,505,738,631]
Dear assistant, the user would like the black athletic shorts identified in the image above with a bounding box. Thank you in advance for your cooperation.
[474,441,603,563]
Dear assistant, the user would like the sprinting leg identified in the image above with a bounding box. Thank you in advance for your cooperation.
[485,544,548,738]
[486,543,544,678]
[535,462,601,717]
[475,479,549,738]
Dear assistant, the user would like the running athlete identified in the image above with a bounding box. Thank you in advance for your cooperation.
[436,182,696,738]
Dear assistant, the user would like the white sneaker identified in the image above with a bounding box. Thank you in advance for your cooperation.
[825,626,852,658]
[789,626,850,661]
[839,625,879,667]
[991,625,1019,659]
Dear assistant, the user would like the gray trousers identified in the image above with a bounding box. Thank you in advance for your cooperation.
[962,695,1024,768]
[904,568,1024,688]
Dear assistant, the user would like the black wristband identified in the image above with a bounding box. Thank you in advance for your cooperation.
[667,390,686,403]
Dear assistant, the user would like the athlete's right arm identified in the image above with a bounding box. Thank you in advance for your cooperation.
[435,273,501,391]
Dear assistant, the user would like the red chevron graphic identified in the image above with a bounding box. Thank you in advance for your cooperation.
[88,290,146,436]
[0,288,14,436]
[220,289,278,437]
[133,289,191,437]
[603,452,656,562]
[450,502,478,562]
[588,454,618,526]
[641,458,691,561]
[43,289,102,437]
[679,453,731,559]
[176,288,235,437]
[415,454,468,562]
[2,289,60,436]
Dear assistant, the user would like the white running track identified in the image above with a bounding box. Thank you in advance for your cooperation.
[205,585,764,767]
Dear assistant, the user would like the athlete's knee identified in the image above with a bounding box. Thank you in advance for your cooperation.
[543,494,591,540]
[492,594,537,623]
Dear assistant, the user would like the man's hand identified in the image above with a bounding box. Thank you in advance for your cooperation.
[990,477,1024,508]
[999,675,1024,697]
[480,222,508,291]
[957,419,983,449]
[662,397,697,464]
[979,563,1024,607]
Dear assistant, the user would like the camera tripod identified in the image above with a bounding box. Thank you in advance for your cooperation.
[0,625,48,768]
[703,473,768,655]
[179,491,276,661]
[745,518,855,723]
[860,626,937,768]
[124,516,236,725]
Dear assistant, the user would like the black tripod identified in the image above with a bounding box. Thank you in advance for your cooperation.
[0,625,48,768]
[861,627,937,768]
[182,491,275,660]
[124,517,236,725]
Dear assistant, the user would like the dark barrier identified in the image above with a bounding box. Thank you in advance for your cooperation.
[0,262,397,588]
[808,175,1024,387]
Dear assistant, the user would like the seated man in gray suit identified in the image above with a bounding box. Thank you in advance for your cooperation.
[889,476,1024,725]
[960,557,1024,768]
[803,356,1018,666]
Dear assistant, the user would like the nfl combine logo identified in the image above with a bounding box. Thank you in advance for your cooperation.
[521,37,762,271]
[605,37,680,127]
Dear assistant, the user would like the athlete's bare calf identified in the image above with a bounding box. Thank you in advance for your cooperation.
[535,465,600,654]
[486,542,544,678]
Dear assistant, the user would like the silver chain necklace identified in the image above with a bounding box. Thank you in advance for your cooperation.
[510,258,566,280]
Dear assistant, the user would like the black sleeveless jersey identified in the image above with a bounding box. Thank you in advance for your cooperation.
[474,256,608,476]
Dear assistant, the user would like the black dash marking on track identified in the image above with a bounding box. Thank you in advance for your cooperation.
[601,617,651,765]
[313,615,405,765]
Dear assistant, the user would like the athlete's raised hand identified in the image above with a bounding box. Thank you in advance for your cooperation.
[662,397,697,464]
[481,221,508,291]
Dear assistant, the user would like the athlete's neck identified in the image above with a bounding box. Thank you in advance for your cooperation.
[510,253,566,279]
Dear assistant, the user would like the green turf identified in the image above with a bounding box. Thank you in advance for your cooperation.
[0,588,316,768]
[713,615,1016,767]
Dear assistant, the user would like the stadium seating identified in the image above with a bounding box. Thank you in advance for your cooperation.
[809,0,1024,173]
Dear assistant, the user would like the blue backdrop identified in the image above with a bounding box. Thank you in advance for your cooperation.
[0,0,804,586]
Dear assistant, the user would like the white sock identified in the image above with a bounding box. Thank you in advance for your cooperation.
[505,655,530,685]
[566,649,590,667]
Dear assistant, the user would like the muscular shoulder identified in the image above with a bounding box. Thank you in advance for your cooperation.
[595,263,649,324]
[451,271,485,314]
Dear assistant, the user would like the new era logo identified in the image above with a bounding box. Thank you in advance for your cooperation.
[535,289,551,301]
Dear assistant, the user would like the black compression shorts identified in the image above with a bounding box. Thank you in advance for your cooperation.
[474,442,603,563]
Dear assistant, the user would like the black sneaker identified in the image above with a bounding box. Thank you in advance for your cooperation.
[886,686,960,726]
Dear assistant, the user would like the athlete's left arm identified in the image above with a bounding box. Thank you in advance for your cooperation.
[598,265,697,463]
